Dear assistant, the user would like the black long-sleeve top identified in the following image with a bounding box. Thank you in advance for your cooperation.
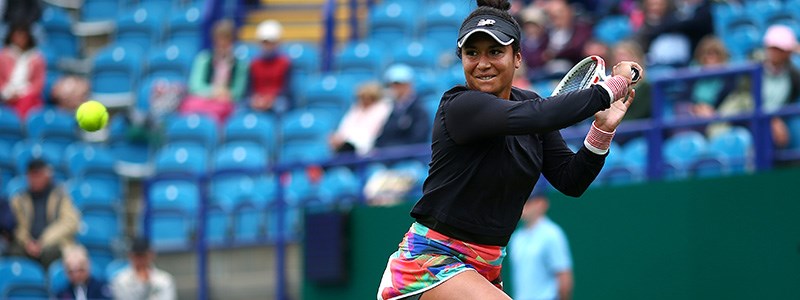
[411,85,612,246]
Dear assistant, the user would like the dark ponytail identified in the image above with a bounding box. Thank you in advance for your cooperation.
[476,0,511,11]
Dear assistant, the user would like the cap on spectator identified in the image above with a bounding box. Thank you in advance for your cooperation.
[764,24,798,52]
[384,64,415,84]
[520,7,546,26]
[256,20,283,42]
[130,237,151,255]
[26,158,49,172]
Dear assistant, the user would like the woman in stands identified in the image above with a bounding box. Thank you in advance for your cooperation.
[376,1,643,299]
[181,19,249,124]
[0,21,45,119]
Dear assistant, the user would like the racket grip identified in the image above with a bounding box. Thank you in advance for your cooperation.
[630,68,641,84]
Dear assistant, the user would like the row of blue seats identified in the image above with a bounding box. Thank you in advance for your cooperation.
[0,256,128,299]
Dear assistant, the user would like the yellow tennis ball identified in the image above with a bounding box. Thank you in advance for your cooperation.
[75,100,109,132]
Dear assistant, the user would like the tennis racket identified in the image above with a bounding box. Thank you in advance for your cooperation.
[550,55,640,102]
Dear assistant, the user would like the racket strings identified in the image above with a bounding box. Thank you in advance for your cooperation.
[556,62,598,95]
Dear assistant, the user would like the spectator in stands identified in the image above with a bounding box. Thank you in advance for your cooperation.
[581,38,610,59]
[374,64,430,149]
[0,190,16,255]
[636,0,713,66]
[541,0,593,74]
[249,20,292,114]
[8,158,80,267]
[518,6,550,79]
[0,21,45,120]
[612,40,652,121]
[509,181,573,300]
[50,75,91,111]
[111,237,176,300]
[56,244,112,299]
[182,19,249,124]
[689,35,737,119]
[761,25,800,148]
[329,81,392,155]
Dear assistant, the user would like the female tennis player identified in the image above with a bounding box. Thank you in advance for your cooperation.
[376,1,644,299]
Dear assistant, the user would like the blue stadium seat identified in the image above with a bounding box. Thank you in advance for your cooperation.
[4,175,27,199]
[279,141,332,165]
[71,0,119,37]
[280,109,337,146]
[67,176,122,209]
[334,41,386,79]
[213,141,268,171]
[319,166,361,205]
[368,2,417,48]
[390,41,439,73]
[154,143,209,175]
[0,106,22,145]
[47,259,69,296]
[224,112,278,155]
[90,43,145,108]
[423,0,469,47]
[147,179,200,249]
[205,205,230,245]
[115,5,165,47]
[0,141,13,182]
[12,140,66,177]
[298,75,354,117]
[166,5,203,48]
[77,210,120,248]
[230,174,277,243]
[622,137,648,170]
[164,114,218,148]
[707,127,752,173]
[593,15,633,45]
[25,107,76,143]
[0,257,48,299]
[712,1,743,36]
[724,18,762,61]
[281,42,320,78]
[41,7,78,60]
[64,142,117,179]
[145,43,195,79]
[744,0,783,29]
[233,42,260,62]
[663,131,708,179]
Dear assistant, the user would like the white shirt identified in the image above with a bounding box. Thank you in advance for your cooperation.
[111,266,176,300]
[334,99,392,155]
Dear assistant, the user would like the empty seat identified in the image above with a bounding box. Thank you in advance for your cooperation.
[90,43,145,108]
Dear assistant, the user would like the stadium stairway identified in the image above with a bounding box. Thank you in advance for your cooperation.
[239,0,369,44]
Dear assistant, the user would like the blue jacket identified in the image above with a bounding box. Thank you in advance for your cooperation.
[56,277,112,300]
[375,95,430,148]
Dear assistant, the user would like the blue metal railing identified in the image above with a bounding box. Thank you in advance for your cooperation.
[141,61,800,299]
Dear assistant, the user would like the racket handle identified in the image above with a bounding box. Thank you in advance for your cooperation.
[630,68,641,84]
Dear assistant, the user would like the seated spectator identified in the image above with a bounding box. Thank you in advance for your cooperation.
[638,0,713,66]
[374,64,430,149]
[50,75,91,111]
[612,40,652,121]
[8,159,80,267]
[249,20,292,114]
[541,0,593,74]
[329,81,392,155]
[111,237,176,300]
[518,6,550,78]
[689,35,737,119]
[56,244,112,299]
[761,25,800,148]
[181,19,249,124]
[0,21,45,120]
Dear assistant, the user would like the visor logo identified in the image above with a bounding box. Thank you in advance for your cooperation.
[477,19,495,26]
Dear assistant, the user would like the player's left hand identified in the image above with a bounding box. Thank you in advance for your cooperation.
[594,89,635,132]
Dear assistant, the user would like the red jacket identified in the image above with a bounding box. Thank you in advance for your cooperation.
[249,54,291,99]
[0,47,45,102]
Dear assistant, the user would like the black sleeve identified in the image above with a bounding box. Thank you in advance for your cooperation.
[539,130,606,197]
[444,86,611,144]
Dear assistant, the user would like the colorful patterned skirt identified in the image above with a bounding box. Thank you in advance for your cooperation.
[377,222,506,300]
